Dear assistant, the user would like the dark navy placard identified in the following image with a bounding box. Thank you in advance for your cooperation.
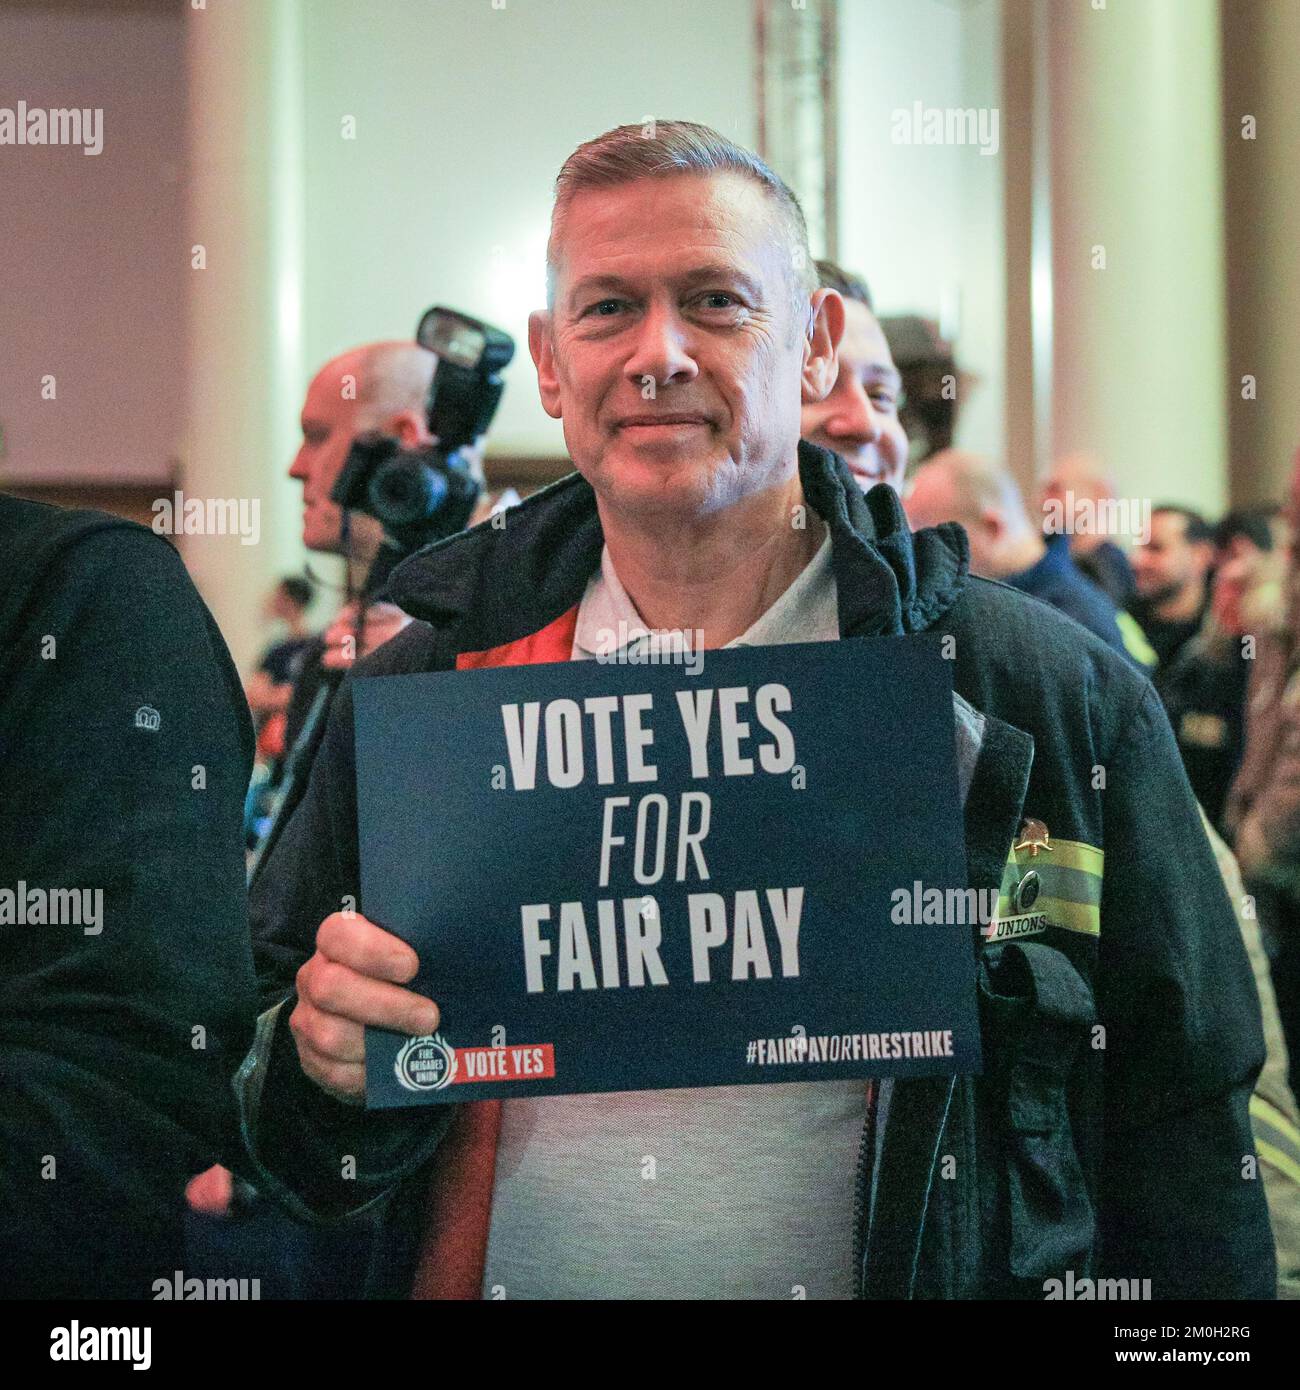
[356,637,980,1107]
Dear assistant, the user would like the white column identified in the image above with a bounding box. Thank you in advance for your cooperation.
[1046,0,1227,514]
[183,0,304,671]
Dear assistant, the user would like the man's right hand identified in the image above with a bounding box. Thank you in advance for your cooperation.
[290,912,440,1105]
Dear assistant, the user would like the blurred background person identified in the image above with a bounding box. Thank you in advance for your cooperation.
[1204,809,1300,1299]
[279,333,509,765]
[194,322,514,1290]
[801,260,909,494]
[260,325,510,849]
[1039,453,1137,608]
[243,575,316,758]
[286,340,440,678]
[904,448,1138,662]
[1129,506,1217,674]
[1215,504,1283,572]
[1158,508,1281,832]
[244,342,441,853]
[1228,452,1300,1105]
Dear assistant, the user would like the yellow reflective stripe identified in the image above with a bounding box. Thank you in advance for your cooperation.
[1030,893,1099,937]
[1250,1093,1300,1185]
[1008,838,1104,876]
[1117,611,1158,668]
[1254,1136,1300,1187]
[996,838,1104,937]
[993,890,1100,937]
[1250,1093,1297,1134]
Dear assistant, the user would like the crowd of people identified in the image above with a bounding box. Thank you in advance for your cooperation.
[901,445,1300,1299]
[5,119,1299,1303]
[905,448,1300,1099]
[905,456,1290,838]
[215,172,1300,1295]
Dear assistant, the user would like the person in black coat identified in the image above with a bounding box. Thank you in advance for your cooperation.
[0,495,257,1298]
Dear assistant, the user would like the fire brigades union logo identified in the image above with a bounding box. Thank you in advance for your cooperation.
[395,1032,458,1092]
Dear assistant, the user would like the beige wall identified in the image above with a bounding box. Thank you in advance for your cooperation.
[1221,0,1300,506]
[0,1,185,488]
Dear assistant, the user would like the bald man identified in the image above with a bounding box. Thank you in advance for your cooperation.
[291,342,438,569]
[906,450,1134,660]
[1039,453,1137,608]
[274,342,452,750]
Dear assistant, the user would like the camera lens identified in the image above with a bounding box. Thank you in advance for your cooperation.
[370,456,448,526]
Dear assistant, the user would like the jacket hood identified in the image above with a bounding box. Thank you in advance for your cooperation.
[387,440,969,650]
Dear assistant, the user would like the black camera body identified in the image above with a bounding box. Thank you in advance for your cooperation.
[331,431,482,552]
[330,306,515,557]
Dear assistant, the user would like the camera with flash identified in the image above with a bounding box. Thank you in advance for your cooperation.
[331,306,515,554]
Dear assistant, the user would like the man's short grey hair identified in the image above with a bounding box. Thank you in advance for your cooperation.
[546,120,817,314]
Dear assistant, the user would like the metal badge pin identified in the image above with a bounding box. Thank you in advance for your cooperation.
[1014,818,1052,857]
[1012,870,1041,913]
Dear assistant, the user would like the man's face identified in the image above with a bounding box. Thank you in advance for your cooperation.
[904,465,997,577]
[801,298,908,492]
[1131,512,1210,604]
[1040,462,1105,514]
[289,362,362,553]
[531,172,836,521]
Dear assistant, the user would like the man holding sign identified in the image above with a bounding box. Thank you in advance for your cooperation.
[241,122,1273,1299]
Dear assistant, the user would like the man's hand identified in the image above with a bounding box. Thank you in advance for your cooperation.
[291,912,439,1105]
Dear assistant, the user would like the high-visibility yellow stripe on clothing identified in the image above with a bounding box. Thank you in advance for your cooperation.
[1250,1093,1300,1186]
[1037,839,1104,877]
[1117,611,1158,668]
[1255,1138,1300,1188]
[995,838,1104,939]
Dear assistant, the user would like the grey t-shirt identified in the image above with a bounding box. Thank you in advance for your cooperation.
[481,533,869,1299]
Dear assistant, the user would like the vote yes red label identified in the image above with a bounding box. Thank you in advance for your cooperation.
[452,1043,556,1084]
